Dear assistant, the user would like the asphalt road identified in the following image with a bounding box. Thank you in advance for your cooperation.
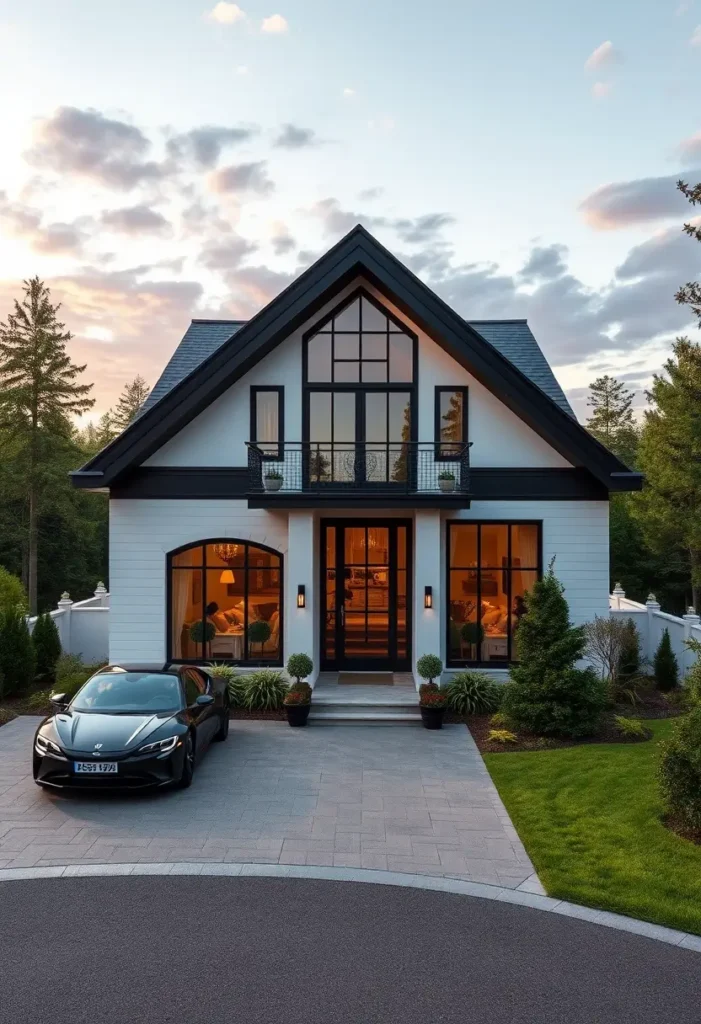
[2,877,700,1024]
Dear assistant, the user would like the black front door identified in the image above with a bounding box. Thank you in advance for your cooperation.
[321,520,412,671]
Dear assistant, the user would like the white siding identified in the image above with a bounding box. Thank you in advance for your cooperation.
[144,276,571,471]
[109,499,288,666]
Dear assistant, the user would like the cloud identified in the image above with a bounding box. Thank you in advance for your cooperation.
[0,191,91,255]
[206,3,246,24]
[520,243,568,281]
[270,221,295,255]
[342,87,355,97]
[101,204,171,235]
[199,235,258,269]
[578,171,699,229]
[392,212,456,244]
[591,81,613,99]
[309,198,455,247]
[691,24,701,45]
[261,13,288,32]
[358,187,383,201]
[679,132,701,164]
[220,265,295,316]
[584,40,623,71]
[166,124,258,168]
[26,106,167,190]
[273,123,318,148]
[208,160,275,196]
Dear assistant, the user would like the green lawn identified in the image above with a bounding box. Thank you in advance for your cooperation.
[484,720,701,935]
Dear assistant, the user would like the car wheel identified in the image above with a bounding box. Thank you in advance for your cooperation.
[176,733,195,789]
[214,704,230,742]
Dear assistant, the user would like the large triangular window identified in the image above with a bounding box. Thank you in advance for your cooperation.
[305,291,415,384]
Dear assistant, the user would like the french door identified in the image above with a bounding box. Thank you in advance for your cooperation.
[321,520,412,671]
[306,390,413,486]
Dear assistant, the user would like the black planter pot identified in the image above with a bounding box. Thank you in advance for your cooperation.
[285,703,311,727]
[420,706,445,730]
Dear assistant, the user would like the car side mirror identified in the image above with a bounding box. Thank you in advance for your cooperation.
[195,694,214,707]
[49,693,68,710]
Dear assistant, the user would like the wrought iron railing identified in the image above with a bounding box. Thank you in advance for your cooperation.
[246,442,471,496]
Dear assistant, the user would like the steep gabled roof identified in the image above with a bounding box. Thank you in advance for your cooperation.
[136,317,574,420]
[72,225,640,491]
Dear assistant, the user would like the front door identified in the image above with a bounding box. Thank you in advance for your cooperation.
[321,520,412,671]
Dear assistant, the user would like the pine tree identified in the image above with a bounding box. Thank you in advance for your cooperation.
[586,375,639,467]
[654,628,679,692]
[0,278,94,613]
[501,561,607,737]
[32,611,62,679]
[675,178,701,328]
[618,618,641,680]
[633,339,701,610]
[112,376,150,431]
[0,607,37,695]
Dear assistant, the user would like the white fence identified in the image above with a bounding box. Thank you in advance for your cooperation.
[609,584,701,679]
[27,583,110,665]
[29,580,699,678]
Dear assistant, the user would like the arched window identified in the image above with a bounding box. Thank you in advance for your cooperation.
[169,540,283,664]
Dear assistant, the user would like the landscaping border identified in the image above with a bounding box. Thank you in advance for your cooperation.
[0,862,699,952]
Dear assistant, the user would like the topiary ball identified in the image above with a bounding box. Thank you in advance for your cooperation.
[189,619,216,644]
[248,620,272,645]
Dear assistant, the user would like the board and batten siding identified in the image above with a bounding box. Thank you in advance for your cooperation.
[108,499,289,667]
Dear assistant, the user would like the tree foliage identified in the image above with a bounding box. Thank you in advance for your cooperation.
[32,612,62,678]
[675,178,701,328]
[112,376,150,431]
[586,375,639,468]
[0,607,36,696]
[0,566,27,614]
[653,628,679,692]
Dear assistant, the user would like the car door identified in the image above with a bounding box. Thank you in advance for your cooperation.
[180,669,215,756]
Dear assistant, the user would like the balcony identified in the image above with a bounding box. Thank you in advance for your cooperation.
[246,441,471,506]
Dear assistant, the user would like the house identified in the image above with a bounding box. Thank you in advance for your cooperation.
[70,226,641,685]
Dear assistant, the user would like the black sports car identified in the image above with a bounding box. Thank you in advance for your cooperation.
[33,665,230,790]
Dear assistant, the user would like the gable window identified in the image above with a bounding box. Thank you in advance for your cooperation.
[305,291,415,384]
[447,522,541,666]
[435,387,468,458]
[169,540,282,665]
[251,386,284,457]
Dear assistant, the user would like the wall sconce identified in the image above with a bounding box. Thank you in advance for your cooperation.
[424,586,433,609]
[297,584,306,608]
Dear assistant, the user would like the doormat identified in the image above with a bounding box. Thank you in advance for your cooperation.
[338,673,394,685]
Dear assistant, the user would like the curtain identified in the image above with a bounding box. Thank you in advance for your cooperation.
[512,526,538,600]
[172,570,192,658]
[257,392,278,446]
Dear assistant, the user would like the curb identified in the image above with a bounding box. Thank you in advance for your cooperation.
[1,862,699,952]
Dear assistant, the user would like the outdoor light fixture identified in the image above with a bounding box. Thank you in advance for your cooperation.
[424,586,433,609]
[220,569,235,584]
[297,585,306,608]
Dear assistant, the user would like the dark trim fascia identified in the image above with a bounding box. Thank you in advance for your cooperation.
[248,493,472,509]
[470,468,609,500]
[72,226,634,489]
[110,468,249,499]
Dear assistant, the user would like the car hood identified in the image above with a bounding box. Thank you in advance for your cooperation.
[51,711,178,753]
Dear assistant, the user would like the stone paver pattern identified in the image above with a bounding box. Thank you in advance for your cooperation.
[0,717,536,888]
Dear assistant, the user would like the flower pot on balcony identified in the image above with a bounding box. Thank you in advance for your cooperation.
[438,476,456,493]
[264,475,283,492]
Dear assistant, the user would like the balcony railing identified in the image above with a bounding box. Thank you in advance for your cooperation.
[246,442,471,497]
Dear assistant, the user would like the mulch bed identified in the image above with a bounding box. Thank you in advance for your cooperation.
[230,707,286,721]
[465,713,658,754]
[663,813,701,846]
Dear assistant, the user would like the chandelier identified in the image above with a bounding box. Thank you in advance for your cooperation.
[213,543,241,565]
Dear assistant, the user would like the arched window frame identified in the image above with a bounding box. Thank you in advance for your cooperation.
[167,538,284,666]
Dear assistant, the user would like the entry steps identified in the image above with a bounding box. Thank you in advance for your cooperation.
[309,694,421,724]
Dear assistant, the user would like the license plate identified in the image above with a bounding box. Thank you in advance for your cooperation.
[74,762,118,773]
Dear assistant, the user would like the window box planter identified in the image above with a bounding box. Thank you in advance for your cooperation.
[438,473,456,493]
[263,474,283,492]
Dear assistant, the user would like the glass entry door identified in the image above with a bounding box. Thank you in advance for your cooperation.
[321,521,411,671]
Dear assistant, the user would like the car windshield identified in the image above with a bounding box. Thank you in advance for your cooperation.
[71,672,183,713]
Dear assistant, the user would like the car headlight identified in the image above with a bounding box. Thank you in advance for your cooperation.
[35,733,65,758]
[139,735,179,755]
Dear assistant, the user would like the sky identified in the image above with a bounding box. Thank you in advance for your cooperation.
[0,0,700,422]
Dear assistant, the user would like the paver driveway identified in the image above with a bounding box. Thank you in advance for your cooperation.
[0,717,536,888]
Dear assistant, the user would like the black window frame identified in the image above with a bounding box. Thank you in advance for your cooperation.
[446,520,542,668]
[167,538,284,667]
[434,386,468,461]
[250,386,284,459]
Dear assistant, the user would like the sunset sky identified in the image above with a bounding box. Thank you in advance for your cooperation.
[0,0,700,421]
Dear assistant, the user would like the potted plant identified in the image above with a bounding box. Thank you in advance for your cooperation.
[189,619,215,656]
[287,653,313,687]
[263,470,283,492]
[420,687,448,729]
[284,687,311,726]
[248,619,272,658]
[417,653,443,691]
[460,621,484,659]
[438,470,456,493]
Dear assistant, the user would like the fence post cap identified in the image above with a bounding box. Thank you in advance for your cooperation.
[646,593,660,607]
[94,582,107,594]
[58,592,73,606]
[612,582,625,596]
[683,607,699,620]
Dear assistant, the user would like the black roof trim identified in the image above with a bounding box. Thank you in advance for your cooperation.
[73,225,634,490]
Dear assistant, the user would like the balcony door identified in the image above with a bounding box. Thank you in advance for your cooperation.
[307,390,412,486]
[321,520,412,671]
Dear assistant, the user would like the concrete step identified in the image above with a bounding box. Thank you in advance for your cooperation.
[309,709,422,724]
